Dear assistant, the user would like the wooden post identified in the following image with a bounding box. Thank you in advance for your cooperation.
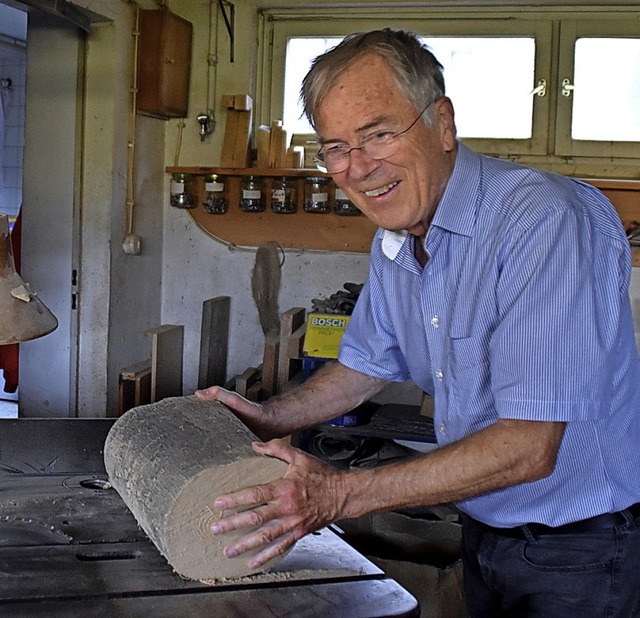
[104,396,288,581]
[198,296,230,390]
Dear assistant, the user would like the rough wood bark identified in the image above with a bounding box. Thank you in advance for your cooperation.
[104,396,288,581]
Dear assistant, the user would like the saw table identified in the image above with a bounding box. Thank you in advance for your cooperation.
[0,419,419,617]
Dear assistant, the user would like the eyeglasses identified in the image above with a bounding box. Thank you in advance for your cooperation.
[314,101,435,173]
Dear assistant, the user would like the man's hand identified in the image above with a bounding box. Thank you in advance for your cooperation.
[209,439,347,569]
[195,385,280,440]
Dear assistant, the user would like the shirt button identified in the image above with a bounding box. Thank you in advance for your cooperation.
[430,316,440,328]
[439,423,446,434]
[435,370,444,380]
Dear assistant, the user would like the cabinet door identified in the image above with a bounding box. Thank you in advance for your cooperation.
[137,9,192,119]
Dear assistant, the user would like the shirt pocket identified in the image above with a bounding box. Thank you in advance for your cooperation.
[448,335,493,422]
[449,335,489,370]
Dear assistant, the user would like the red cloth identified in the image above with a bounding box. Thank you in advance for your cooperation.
[0,209,21,393]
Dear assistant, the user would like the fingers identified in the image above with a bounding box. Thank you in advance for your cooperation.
[213,508,302,568]
[195,386,257,413]
[213,482,277,513]
[209,444,343,570]
[252,438,301,464]
[247,530,298,569]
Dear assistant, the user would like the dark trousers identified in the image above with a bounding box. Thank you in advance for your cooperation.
[461,507,640,617]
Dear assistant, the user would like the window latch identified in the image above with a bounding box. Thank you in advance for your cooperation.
[561,78,576,97]
[529,78,547,97]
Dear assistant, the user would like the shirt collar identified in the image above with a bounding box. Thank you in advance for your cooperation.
[381,142,481,259]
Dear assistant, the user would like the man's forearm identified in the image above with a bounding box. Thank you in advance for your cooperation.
[337,418,566,520]
[262,361,388,436]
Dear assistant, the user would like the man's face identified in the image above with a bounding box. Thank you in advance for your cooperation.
[315,53,457,235]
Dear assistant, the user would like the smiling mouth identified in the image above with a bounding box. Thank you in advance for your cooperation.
[364,180,400,198]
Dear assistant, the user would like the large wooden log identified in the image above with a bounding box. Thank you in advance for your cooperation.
[104,396,288,581]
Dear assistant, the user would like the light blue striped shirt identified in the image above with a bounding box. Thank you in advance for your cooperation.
[339,142,640,527]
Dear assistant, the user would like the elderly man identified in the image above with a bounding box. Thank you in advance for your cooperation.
[197,29,640,617]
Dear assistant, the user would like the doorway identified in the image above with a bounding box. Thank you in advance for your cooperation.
[0,1,83,418]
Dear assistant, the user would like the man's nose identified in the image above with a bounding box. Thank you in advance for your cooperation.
[346,146,380,178]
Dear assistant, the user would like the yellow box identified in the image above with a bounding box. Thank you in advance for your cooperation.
[303,313,351,359]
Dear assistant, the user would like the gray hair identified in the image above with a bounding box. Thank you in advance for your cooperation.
[301,29,446,132]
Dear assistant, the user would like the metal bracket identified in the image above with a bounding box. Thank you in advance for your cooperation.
[561,78,575,97]
[218,0,235,63]
[529,78,547,97]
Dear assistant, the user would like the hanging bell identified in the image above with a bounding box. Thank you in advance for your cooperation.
[0,214,58,344]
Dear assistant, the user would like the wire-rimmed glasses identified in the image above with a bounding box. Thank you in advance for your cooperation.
[313,101,435,173]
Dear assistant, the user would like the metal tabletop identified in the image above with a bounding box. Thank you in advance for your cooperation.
[0,419,419,617]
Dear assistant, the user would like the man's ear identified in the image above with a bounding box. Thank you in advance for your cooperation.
[434,97,457,151]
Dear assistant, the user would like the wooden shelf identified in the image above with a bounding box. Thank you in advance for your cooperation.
[166,167,376,253]
[166,169,640,264]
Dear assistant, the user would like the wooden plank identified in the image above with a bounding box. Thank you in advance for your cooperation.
[144,325,184,402]
[117,361,152,416]
[220,110,240,167]
[246,381,263,402]
[121,360,152,380]
[235,366,261,398]
[233,109,253,167]
[268,121,286,168]
[256,125,271,168]
[198,296,230,390]
[276,308,306,393]
[260,333,280,398]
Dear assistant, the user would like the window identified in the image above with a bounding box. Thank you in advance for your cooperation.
[258,8,640,168]
[284,36,536,141]
[556,19,640,158]
[572,38,640,142]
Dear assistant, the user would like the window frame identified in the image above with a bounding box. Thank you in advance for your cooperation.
[257,7,640,170]
[258,13,553,157]
[555,18,640,158]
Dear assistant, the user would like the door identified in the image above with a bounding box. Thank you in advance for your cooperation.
[18,10,83,417]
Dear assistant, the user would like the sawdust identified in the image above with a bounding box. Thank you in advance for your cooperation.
[199,567,360,586]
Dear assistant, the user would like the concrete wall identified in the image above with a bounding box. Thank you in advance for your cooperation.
[77,1,164,416]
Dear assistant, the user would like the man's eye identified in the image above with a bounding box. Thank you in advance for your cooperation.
[324,145,349,159]
[369,130,395,143]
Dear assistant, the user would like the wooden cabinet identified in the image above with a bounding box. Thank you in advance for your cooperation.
[137,9,192,119]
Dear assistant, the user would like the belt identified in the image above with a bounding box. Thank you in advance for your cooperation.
[467,502,640,539]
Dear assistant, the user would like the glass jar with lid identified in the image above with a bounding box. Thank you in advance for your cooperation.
[202,174,227,214]
[170,173,195,209]
[334,188,361,216]
[239,176,265,212]
[304,176,330,213]
[271,177,297,214]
